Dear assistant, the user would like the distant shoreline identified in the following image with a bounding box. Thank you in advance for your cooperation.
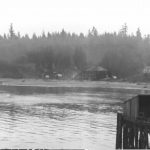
[0,79,149,95]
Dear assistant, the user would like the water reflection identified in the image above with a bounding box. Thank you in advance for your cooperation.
[0,91,132,149]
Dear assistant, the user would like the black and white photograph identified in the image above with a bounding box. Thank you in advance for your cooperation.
[0,0,150,149]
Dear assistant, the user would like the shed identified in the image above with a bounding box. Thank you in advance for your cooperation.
[123,95,150,121]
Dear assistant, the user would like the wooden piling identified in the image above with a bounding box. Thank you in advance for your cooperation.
[116,113,123,149]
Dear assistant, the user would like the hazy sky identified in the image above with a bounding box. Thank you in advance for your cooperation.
[0,0,150,36]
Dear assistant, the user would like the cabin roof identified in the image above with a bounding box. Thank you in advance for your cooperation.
[86,66,107,72]
[144,66,150,69]
[124,94,150,103]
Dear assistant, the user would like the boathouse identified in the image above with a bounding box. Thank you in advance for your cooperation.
[75,66,108,80]
[123,94,150,121]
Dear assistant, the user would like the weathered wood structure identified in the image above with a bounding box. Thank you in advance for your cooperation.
[116,95,150,149]
[75,66,108,80]
[124,95,150,121]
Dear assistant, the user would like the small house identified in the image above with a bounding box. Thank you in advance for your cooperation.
[75,66,108,80]
[143,66,150,80]
[123,95,150,121]
[143,66,150,74]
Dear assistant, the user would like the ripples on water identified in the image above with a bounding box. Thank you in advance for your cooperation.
[0,91,133,149]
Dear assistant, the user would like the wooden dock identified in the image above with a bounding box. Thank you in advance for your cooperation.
[116,113,150,149]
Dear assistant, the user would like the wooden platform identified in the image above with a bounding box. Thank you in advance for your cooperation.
[116,113,150,149]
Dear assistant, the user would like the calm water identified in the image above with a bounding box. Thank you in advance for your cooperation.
[0,90,133,149]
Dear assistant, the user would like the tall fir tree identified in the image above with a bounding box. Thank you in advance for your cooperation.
[9,23,16,39]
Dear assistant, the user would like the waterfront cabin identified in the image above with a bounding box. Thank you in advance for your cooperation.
[143,66,150,74]
[143,66,150,80]
[75,66,108,81]
[123,95,150,121]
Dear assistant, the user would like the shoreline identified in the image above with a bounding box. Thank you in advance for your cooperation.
[0,79,150,94]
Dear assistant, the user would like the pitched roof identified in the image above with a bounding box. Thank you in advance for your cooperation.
[86,66,107,71]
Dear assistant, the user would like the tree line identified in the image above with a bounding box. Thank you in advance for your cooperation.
[0,23,149,79]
